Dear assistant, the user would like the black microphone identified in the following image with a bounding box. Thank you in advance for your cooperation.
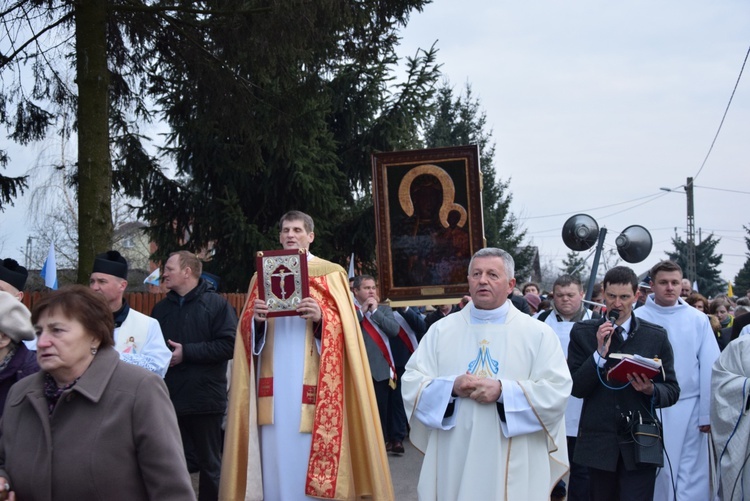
[608,309,621,326]
[603,309,621,346]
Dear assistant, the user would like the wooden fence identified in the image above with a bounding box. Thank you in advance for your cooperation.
[21,291,248,317]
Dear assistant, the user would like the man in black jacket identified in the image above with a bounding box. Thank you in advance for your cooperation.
[568,266,680,501]
[152,251,237,501]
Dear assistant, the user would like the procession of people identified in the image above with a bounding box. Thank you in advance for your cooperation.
[0,209,745,500]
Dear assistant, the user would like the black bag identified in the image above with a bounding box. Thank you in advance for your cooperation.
[633,422,663,467]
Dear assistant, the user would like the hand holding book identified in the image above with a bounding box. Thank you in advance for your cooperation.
[607,354,662,384]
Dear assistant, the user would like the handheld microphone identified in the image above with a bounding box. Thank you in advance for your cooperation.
[603,309,621,346]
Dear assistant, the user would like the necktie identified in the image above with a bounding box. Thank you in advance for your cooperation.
[614,325,625,343]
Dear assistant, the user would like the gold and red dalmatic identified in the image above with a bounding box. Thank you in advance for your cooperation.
[219,258,393,501]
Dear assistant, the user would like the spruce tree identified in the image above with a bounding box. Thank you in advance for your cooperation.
[136,1,438,289]
[733,225,750,298]
[561,250,588,279]
[1,0,437,289]
[422,83,533,276]
[667,234,724,297]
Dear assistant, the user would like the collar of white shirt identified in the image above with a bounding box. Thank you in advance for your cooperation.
[469,301,510,324]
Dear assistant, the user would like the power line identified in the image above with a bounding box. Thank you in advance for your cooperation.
[699,227,747,233]
[694,185,750,196]
[569,169,750,247]
[522,192,667,220]
[502,46,750,231]
[693,42,750,181]
[525,229,562,236]
[599,192,669,219]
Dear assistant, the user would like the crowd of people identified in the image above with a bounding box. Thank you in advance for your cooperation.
[0,210,748,500]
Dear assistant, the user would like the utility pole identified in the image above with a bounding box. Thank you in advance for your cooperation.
[685,177,696,284]
[25,237,33,269]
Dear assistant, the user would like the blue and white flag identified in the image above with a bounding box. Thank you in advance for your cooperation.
[348,252,355,279]
[40,242,58,290]
[143,267,160,286]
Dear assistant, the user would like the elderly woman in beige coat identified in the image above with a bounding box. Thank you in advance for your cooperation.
[0,285,194,501]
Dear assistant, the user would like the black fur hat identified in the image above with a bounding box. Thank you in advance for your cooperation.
[92,250,128,279]
[0,258,28,291]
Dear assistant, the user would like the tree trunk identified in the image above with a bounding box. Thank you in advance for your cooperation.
[76,0,112,284]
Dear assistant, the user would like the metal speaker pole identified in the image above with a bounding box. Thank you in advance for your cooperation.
[585,228,608,301]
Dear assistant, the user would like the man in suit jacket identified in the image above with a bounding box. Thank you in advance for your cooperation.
[387,306,426,454]
[568,266,680,501]
[352,275,400,441]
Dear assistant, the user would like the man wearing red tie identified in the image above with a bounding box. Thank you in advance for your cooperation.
[352,275,401,445]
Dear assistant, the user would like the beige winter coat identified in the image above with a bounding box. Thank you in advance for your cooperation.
[0,347,194,500]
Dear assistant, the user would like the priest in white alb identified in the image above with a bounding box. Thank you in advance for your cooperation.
[402,247,571,501]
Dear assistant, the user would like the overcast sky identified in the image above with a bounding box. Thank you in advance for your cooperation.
[2,0,749,290]
[397,0,750,286]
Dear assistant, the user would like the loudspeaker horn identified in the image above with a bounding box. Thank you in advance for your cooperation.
[562,214,599,251]
[615,225,653,263]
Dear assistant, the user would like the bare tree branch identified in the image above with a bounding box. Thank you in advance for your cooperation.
[0,0,29,20]
[0,10,72,69]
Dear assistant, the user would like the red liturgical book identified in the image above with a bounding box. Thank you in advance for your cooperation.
[607,354,662,383]
[256,249,309,318]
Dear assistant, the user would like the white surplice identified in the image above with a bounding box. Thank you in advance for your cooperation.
[637,295,720,501]
[116,309,172,377]
[542,309,592,437]
[402,302,571,501]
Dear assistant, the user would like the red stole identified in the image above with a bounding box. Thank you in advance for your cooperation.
[394,312,418,353]
[358,307,397,386]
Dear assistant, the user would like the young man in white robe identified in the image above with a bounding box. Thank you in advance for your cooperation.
[636,260,720,500]
[402,247,571,501]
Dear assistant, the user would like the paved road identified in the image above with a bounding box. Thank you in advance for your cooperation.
[388,439,423,500]
[194,439,564,499]
[192,440,424,499]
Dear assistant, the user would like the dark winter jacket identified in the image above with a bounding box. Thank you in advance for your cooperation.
[425,306,459,331]
[152,279,236,415]
[0,343,39,417]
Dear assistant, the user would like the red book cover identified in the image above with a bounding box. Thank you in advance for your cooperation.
[256,249,309,318]
[607,357,661,383]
